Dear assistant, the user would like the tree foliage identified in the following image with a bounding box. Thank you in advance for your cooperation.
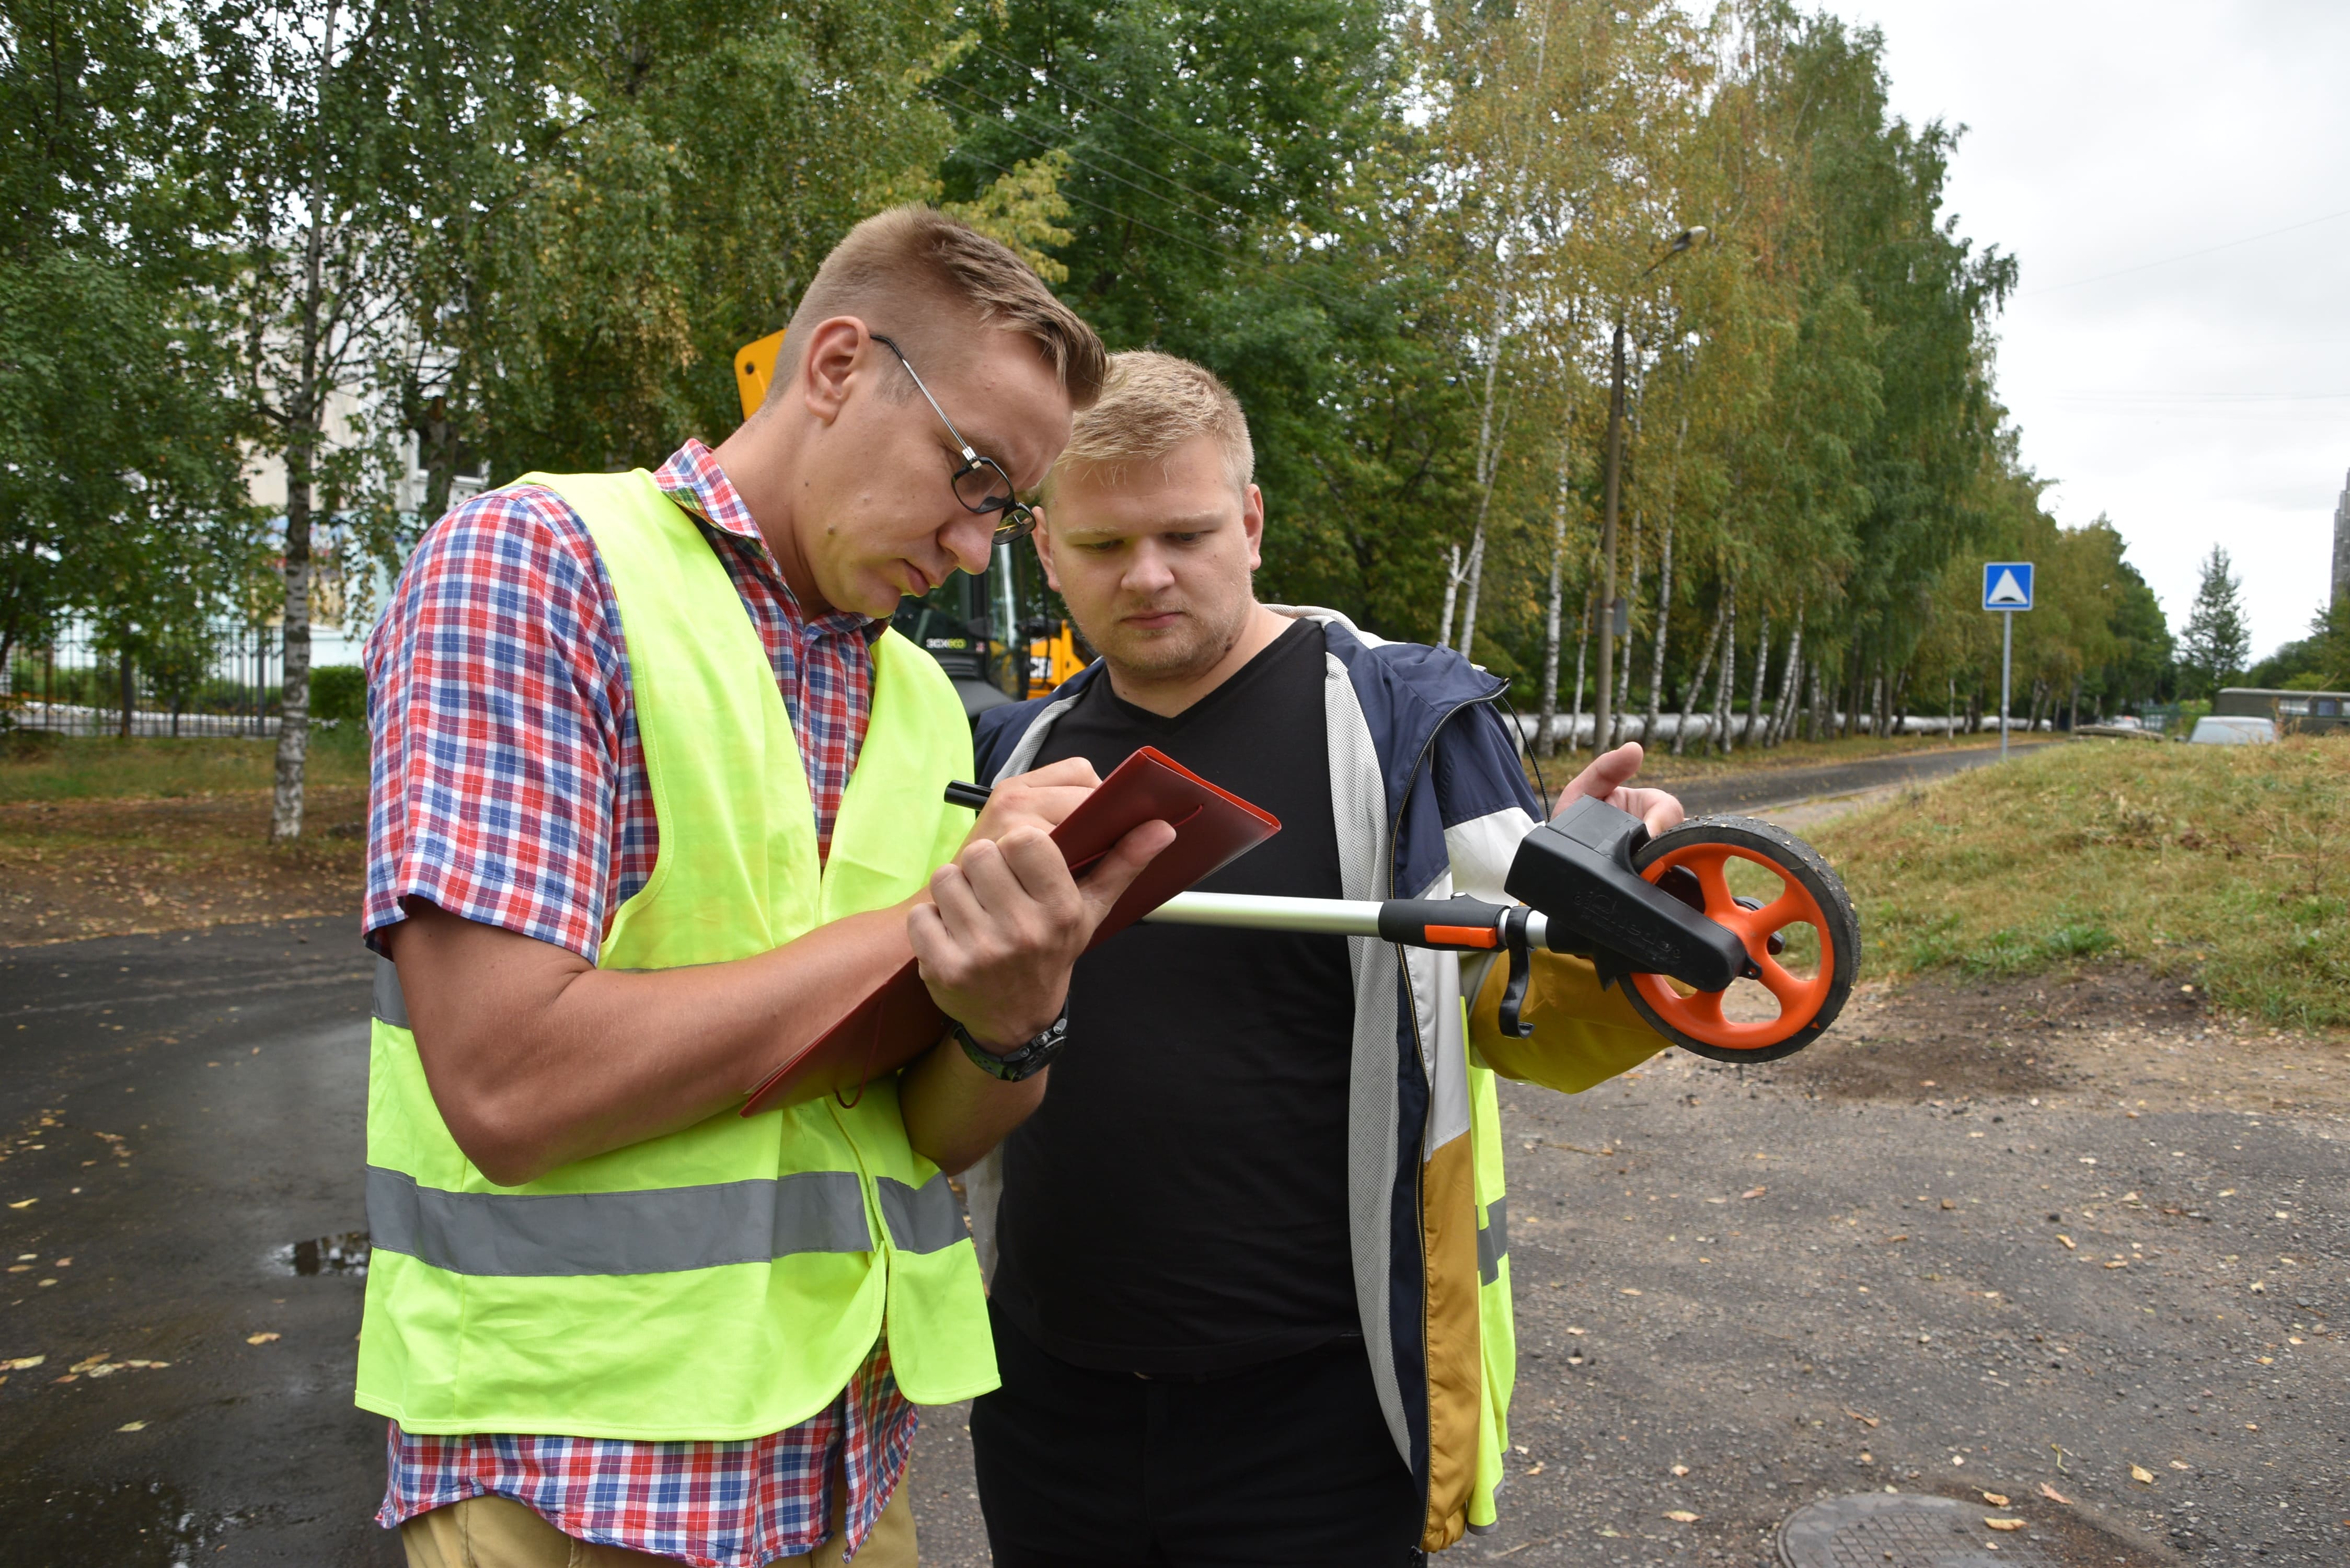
[2176,545,2251,699]
[5,0,2195,775]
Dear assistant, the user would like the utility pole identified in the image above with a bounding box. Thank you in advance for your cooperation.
[1593,227,1704,753]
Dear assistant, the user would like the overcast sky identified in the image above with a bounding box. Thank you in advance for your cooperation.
[1836,0,2350,658]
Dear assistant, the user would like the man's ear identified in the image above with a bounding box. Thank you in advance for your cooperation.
[1241,483,1265,572]
[797,317,868,426]
[1030,509,1062,593]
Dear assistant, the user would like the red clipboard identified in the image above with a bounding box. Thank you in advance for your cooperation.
[740,746,1280,1116]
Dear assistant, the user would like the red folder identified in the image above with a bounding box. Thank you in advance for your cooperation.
[740,746,1280,1115]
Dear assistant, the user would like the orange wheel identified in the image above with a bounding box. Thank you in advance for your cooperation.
[1622,816,1861,1064]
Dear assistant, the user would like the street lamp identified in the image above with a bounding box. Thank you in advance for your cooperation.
[1592,226,1706,754]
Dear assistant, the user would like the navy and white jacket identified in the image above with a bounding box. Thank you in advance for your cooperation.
[964,606,1665,1549]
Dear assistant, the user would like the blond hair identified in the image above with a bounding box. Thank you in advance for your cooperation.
[1045,351,1254,500]
[779,205,1105,407]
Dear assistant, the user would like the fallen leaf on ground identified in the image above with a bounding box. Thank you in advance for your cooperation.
[1669,1465,1689,1477]
[1742,1186,1766,1200]
[1663,1511,1698,1523]
[117,1420,148,1432]
[1619,1287,1642,1296]
[1981,1492,2010,1506]
[68,1352,111,1374]
[1882,1234,1909,1244]
[1985,1518,2024,1532]
[2130,1466,2155,1484]
[2057,1235,2077,1249]
[1526,1463,1545,1475]
[2103,1260,2129,1270]
[2170,1461,2190,1471]
[1,1356,43,1371]
[6,1200,33,1210]
[1844,1409,1881,1427]
[2039,1484,2073,1505]
[245,1332,280,1345]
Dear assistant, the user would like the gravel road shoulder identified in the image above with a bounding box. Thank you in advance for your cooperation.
[910,965,2348,1566]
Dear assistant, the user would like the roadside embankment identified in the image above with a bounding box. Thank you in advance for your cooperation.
[1809,737,2348,1032]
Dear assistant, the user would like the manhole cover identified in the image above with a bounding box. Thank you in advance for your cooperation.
[1777,1492,2061,1568]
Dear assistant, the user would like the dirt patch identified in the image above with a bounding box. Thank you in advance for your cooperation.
[0,790,365,945]
[1758,965,2350,1114]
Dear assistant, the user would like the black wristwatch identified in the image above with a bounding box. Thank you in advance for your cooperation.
[954,1006,1069,1082]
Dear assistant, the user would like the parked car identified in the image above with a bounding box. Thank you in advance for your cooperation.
[2187,716,2276,745]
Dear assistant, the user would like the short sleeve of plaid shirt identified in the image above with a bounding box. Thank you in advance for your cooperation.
[362,482,637,962]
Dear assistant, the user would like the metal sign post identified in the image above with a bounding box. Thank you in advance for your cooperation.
[1983,562,2035,760]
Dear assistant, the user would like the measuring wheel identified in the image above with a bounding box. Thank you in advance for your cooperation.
[1623,816,1861,1064]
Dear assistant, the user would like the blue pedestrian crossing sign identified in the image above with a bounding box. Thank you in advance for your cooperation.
[1983,561,2034,611]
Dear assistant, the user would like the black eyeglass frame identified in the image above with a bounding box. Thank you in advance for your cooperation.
[869,332,1038,546]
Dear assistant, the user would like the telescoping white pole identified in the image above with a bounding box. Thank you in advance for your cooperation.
[1999,606,2013,763]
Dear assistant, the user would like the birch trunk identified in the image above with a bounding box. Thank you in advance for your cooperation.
[1673,597,1727,756]
[1711,584,1737,754]
[1439,541,1461,649]
[1611,508,1641,746]
[1741,612,1771,747]
[1458,528,1490,662]
[1640,414,1686,746]
[1534,431,1575,758]
[1768,601,1805,746]
[1569,587,1594,754]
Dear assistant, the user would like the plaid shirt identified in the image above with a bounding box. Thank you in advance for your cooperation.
[362,440,911,1565]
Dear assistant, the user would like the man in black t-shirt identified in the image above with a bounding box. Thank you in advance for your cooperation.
[967,353,1684,1567]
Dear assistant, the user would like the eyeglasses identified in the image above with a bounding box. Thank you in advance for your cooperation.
[870,333,1038,546]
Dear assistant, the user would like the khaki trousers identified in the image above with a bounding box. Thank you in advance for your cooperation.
[399,1482,916,1568]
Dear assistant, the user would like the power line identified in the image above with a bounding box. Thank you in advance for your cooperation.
[960,33,1257,181]
[928,74,1246,235]
[2020,206,2350,297]
[943,139,1358,319]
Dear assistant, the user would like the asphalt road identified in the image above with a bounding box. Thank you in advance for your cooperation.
[1670,740,2061,820]
[4,923,2342,1567]
[0,919,395,1567]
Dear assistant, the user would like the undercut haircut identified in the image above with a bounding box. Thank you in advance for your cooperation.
[777,205,1105,409]
[1045,351,1254,501]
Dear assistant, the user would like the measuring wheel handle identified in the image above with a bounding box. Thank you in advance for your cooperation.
[1622,815,1862,1065]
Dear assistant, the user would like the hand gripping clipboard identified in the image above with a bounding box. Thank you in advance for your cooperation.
[740,746,1280,1116]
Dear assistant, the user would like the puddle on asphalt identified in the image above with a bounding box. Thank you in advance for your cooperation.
[0,1475,255,1566]
[280,1231,371,1276]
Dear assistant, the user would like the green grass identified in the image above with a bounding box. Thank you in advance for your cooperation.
[1812,736,2350,1031]
[0,728,368,802]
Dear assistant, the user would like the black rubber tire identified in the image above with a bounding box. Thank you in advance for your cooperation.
[1623,814,1862,1065]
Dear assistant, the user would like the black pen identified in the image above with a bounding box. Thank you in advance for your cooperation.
[943,780,994,811]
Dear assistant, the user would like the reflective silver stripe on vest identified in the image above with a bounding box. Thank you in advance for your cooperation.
[877,1173,967,1254]
[373,958,410,1029]
[1477,1195,1507,1285]
[366,1165,872,1277]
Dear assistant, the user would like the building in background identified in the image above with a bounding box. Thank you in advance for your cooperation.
[2334,466,2349,604]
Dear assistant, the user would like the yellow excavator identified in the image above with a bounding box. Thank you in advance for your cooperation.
[735,331,1086,714]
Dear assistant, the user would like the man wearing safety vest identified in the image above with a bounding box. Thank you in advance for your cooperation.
[358,208,1168,1567]
[964,352,1687,1565]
